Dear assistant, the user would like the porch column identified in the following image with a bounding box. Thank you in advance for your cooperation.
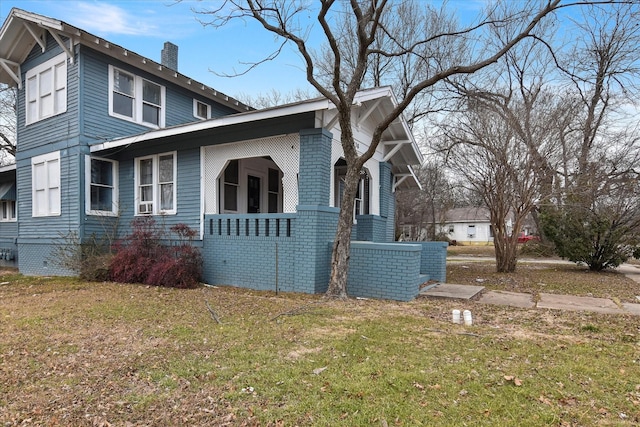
[298,128,333,206]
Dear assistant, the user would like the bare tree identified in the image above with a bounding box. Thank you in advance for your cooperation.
[395,161,457,241]
[199,0,565,297]
[441,99,543,272]
[0,83,17,163]
[540,2,640,270]
[235,87,317,109]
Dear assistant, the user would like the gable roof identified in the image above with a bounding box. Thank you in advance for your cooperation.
[0,8,251,113]
[90,86,424,188]
[445,207,491,223]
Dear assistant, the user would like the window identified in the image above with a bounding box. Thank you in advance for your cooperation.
[25,53,67,125]
[32,151,61,217]
[223,159,239,212]
[135,152,176,215]
[86,157,118,215]
[193,99,211,120]
[268,168,280,213]
[334,159,370,220]
[448,225,454,234]
[467,225,476,238]
[109,65,165,128]
[0,201,16,221]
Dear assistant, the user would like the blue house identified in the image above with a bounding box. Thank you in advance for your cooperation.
[0,8,446,301]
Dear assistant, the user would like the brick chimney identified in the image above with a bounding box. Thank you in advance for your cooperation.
[161,42,178,71]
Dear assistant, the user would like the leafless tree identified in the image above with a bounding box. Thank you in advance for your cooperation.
[441,98,543,272]
[235,87,317,109]
[395,160,457,241]
[539,2,640,270]
[198,0,569,297]
[0,83,17,163]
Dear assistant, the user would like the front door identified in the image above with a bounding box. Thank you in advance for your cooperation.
[247,175,261,213]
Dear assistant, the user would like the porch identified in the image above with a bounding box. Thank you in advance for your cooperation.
[201,211,447,301]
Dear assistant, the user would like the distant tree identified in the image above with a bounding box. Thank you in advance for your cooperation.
[0,83,16,163]
[235,87,317,109]
[395,161,457,241]
[539,3,640,270]
[200,0,569,297]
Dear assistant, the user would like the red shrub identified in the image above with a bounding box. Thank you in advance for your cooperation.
[109,218,202,288]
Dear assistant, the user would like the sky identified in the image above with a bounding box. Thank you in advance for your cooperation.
[0,0,489,102]
[0,0,319,100]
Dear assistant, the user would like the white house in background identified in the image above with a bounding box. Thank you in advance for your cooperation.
[438,207,503,246]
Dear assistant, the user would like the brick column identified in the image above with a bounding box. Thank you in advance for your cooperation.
[298,128,333,206]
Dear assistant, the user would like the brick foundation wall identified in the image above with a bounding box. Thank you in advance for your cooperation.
[347,242,422,301]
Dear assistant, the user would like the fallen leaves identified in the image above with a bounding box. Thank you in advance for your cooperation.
[503,375,523,386]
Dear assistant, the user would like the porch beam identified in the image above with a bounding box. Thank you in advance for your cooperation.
[356,97,382,126]
[393,174,409,191]
[383,140,411,162]
[22,21,46,52]
[0,59,21,88]
[47,29,74,63]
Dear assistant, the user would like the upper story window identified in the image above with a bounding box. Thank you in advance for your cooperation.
[32,151,61,217]
[25,53,67,125]
[86,156,118,216]
[134,152,176,215]
[109,65,165,128]
[193,99,211,120]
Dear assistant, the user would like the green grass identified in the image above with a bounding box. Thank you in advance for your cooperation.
[0,272,639,425]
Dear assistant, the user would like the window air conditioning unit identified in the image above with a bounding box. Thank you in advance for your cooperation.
[139,203,153,214]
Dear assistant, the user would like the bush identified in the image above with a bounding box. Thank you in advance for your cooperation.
[109,218,202,288]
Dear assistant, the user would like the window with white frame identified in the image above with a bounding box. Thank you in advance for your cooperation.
[109,65,165,128]
[135,152,176,215]
[334,159,370,219]
[86,156,118,215]
[193,99,211,120]
[25,53,67,125]
[32,151,61,217]
[0,200,16,221]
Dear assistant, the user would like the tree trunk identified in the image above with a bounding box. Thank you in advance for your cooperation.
[326,164,361,298]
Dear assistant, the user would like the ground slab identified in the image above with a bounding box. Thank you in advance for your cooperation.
[622,303,640,316]
[538,293,623,314]
[420,283,485,300]
[478,290,535,308]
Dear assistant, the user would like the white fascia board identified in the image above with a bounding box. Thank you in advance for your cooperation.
[12,9,64,32]
[90,98,332,153]
[0,164,16,173]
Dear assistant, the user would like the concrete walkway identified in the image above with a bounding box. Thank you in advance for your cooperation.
[421,261,640,316]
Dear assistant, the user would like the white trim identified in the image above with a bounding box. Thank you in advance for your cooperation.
[0,200,16,222]
[25,52,67,125]
[108,64,166,129]
[193,99,211,120]
[92,98,332,152]
[133,151,177,215]
[31,151,61,217]
[85,156,119,216]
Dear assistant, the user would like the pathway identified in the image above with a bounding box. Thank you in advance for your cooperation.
[421,260,640,316]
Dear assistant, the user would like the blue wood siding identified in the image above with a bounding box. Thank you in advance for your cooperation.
[108,147,201,236]
[16,34,80,157]
[79,47,239,147]
[16,146,83,239]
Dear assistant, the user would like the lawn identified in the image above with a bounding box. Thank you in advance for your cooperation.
[1,265,639,426]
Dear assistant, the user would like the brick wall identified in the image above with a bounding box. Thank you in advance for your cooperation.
[298,128,332,206]
[347,241,422,301]
[400,241,448,282]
